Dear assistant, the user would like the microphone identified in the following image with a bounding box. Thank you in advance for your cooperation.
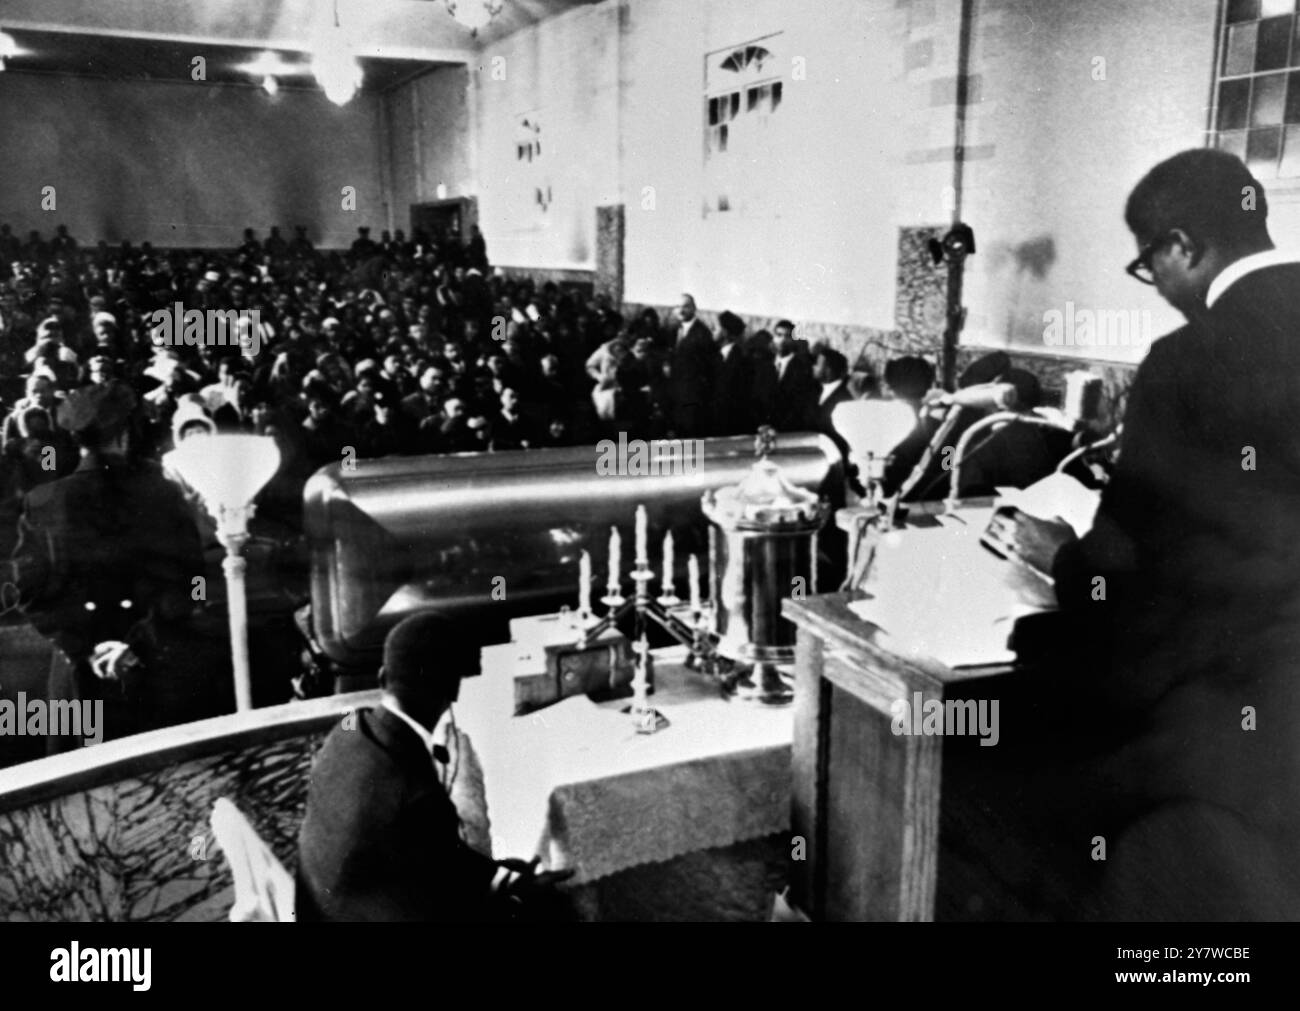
[939,382,1019,411]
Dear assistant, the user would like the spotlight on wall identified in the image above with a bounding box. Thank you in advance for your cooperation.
[928,223,977,266]
[445,0,505,36]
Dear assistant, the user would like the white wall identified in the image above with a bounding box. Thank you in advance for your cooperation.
[385,66,473,222]
[395,0,1298,363]
[471,2,621,269]
[962,0,1223,362]
[0,74,385,249]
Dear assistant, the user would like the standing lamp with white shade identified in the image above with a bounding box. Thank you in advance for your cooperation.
[830,399,922,592]
[168,434,282,712]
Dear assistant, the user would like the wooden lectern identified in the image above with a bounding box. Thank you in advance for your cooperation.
[783,509,1062,921]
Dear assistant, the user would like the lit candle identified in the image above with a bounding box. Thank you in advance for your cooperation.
[579,550,592,614]
[635,505,648,565]
[689,554,701,613]
[608,527,621,592]
[662,531,675,595]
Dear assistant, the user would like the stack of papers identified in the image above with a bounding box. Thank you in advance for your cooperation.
[847,514,1056,668]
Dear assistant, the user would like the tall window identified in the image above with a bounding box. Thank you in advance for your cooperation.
[704,34,784,215]
[1213,0,1300,180]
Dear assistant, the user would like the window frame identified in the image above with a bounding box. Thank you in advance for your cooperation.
[1209,0,1300,195]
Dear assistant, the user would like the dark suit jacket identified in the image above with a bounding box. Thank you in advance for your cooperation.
[1043,262,1300,918]
[772,353,818,432]
[714,342,754,436]
[8,454,226,746]
[669,319,720,438]
[296,706,497,922]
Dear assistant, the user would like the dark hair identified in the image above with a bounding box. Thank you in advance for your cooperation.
[884,356,935,402]
[383,612,484,708]
[775,319,795,333]
[816,347,849,380]
[958,351,1010,389]
[1125,148,1269,248]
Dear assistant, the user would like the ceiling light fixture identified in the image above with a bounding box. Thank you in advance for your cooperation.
[262,75,279,96]
[445,0,505,36]
[235,50,307,79]
[313,0,363,106]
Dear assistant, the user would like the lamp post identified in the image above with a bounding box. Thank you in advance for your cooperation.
[169,434,281,712]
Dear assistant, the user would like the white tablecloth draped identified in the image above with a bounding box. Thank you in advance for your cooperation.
[453,644,793,885]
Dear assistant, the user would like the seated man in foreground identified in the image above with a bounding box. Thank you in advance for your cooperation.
[296,612,571,921]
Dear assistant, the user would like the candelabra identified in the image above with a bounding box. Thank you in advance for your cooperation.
[568,505,727,733]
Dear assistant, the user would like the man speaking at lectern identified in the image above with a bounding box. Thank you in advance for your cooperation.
[988,149,1300,920]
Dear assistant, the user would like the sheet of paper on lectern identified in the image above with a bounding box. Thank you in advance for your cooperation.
[995,472,1100,538]
[847,518,1055,668]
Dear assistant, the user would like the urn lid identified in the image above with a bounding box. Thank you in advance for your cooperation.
[702,427,827,529]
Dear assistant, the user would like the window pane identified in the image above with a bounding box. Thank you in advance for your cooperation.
[1225,22,1258,76]
[1256,15,1292,70]
[1247,125,1282,175]
[772,81,783,111]
[748,86,760,112]
[1280,124,1300,175]
[1219,78,1253,129]
[1288,69,1300,120]
[1253,72,1288,123]
[1218,129,1249,160]
[719,123,728,152]
[1261,0,1294,17]
[708,98,718,126]
[730,92,740,119]
[1227,0,1261,21]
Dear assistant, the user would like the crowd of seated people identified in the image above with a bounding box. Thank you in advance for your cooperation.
[0,221,1077,566]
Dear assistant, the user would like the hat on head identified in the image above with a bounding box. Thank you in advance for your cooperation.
[92,311,118,330]
[57,381,137,440]
[718,310,745,338]
[203,270,221,284]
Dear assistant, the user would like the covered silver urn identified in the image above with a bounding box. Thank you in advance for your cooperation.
[701,428,830,704]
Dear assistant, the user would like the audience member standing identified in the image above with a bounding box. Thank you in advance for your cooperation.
[668,293,719,438]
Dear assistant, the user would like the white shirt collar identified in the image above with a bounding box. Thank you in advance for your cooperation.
[819,379,844,404]
[380,696,436,755]
[1206,249,1300,308]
